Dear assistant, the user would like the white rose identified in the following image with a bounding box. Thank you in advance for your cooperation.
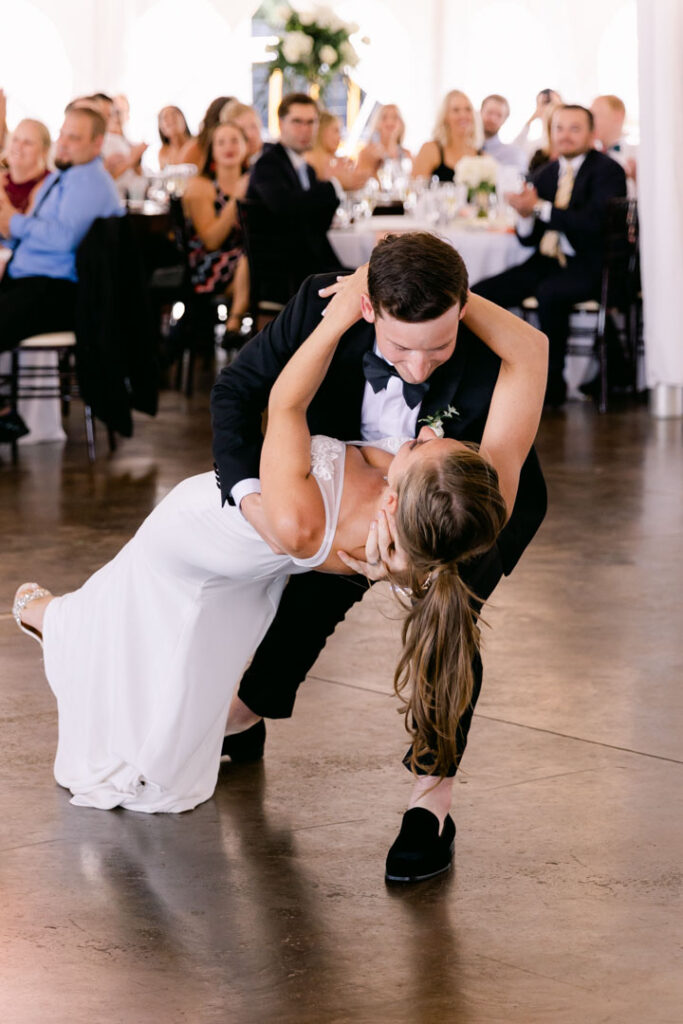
[282,30,313,63]
[478,155,499,186]
[347,21,360,33]
[273,4,292,23]
[319,44,337,65]
[297,10,316,26]
[312,5,331,28]
[339,40,359,67]
[456,155,497,189]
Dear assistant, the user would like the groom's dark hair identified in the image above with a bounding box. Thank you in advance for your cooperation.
[368,232,469,322]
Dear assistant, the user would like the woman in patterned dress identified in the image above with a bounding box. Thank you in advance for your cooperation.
[182,121,251,340]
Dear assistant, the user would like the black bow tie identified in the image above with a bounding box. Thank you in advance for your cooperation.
[362,350,430,409]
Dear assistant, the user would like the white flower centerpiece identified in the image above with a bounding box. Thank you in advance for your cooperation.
[455,155,499,217]
[268,4,366,91]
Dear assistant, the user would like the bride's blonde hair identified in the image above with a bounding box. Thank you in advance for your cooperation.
[391,445,507,777]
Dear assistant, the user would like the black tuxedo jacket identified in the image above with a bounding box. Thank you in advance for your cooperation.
[211,274,547,577]
[520,149,627,270]
[246,142,342,276]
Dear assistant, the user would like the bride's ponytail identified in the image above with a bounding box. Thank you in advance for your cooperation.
[390,446,507,777]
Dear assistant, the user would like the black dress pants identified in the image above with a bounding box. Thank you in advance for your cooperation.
[237,542,505,776]
[472,252,601,386]
[0,274,77,357]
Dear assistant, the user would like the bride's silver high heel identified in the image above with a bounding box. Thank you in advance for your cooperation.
[12,583,52,648]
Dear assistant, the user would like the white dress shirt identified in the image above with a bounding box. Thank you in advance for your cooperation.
[231,344,420,509]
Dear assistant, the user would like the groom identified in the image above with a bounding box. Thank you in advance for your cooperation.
[211,232,547,878]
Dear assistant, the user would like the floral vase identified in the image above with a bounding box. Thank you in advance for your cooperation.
[468,186,495,218]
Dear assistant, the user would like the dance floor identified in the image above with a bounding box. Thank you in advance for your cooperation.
[1,377,681,1024]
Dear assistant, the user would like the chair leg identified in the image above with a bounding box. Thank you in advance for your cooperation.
[107,426,117,453]
[84,404,96,462]
[184,348,195,398]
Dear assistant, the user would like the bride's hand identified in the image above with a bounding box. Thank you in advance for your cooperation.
[337,508,410,581]
[317,264,369,332]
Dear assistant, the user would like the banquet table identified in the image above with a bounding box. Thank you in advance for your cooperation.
[328,215,529,285]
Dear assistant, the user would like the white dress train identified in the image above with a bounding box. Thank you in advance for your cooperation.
[41,435,349,814]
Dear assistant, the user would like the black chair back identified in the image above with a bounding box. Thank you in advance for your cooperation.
[237,199,302,315]
[602,198,640,312]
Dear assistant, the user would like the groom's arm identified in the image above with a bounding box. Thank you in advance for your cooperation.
[210,273,336,506]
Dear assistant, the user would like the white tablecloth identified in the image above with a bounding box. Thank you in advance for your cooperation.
[329,216,529,285]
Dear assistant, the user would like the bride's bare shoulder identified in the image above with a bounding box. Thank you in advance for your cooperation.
[353,444,393,473]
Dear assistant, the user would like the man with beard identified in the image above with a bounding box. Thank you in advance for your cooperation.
[0,105,121,442]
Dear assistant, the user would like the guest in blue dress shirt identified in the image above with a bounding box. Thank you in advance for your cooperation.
[0,104,122,442]
[480,95,527,174]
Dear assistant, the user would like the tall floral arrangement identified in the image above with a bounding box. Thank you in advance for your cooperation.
[267,4,365,88]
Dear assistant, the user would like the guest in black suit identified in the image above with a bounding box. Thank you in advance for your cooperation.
[211,232,548,879]
[473,105,627,406]
[246,93,367,288]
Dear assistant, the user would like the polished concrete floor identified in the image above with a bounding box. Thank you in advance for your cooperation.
[1,379,682,1024]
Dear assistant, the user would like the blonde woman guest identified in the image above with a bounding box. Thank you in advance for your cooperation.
[357,103,412,178]
[1,119,50,214]
[220,100,264,167]
[182,121,250,337]
[158,106,193,169]
[305,111,370,189]
[527,99,562,175]
[412,90,478,182]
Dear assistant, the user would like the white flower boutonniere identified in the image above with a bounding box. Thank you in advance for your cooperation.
[418,404,460,438]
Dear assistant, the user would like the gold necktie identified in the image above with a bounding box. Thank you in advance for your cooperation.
[539,163,575,266]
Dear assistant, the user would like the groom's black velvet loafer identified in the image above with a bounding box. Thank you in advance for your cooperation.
[221,719,266,763]
[385,807,456,883]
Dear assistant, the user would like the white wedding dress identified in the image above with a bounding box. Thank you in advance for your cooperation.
[41,435,405,814]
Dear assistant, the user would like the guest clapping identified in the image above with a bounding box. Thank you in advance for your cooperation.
[412,90,478,181]
[181,121,249,337]
[1,119,50,213]
[158,105,193,169]
[305,111,368,188]
[513,88,562,173]
[357,103,412,179]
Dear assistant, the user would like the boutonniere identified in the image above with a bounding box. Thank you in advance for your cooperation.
[418,404,459,437]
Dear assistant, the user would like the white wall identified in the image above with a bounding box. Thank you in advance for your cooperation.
[3,0,638,156]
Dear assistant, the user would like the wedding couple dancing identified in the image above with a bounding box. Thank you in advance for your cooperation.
[13,232,547,882]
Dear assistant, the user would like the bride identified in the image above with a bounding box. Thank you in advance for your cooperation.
[13,269,547,820]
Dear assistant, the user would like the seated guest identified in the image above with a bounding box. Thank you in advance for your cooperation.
[1,119,50,213]
[101,96,148,198]
[180,96,234,169]
[412,89,478,181]
[182,121,250,339]
[305,111,342,180]
[356,103,412,178]
[480,94,527,172]
[590,94,637,190]
[305,111,369,187]
[247,93,363,285]
[472,104,627,407]
[158,105,193,168]
[0,105,122,442]
[220,100,264,167]
[513,88,562,172]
